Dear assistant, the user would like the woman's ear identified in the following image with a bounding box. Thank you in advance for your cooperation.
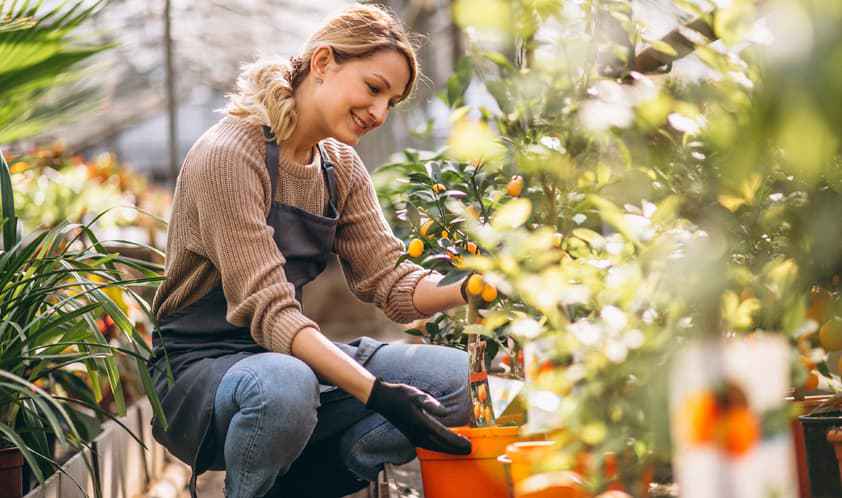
[310,46,335,82]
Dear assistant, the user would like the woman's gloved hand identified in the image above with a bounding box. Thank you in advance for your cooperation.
[365,377,472,455]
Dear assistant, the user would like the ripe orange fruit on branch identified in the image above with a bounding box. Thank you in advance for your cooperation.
[466,241,479,255]
[506,175,524,197]
[466,274,485,296]
[481,283,498,302]
[807,286,831,323]
[819,316,842,351]
[420,219,435,237]
[407,238,424,258]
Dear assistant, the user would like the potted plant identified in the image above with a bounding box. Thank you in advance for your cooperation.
[1,149,167,497]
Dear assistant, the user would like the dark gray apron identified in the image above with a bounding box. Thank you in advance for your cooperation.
[148,126,384,498]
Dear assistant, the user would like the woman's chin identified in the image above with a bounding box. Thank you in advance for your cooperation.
[332,128,361,146]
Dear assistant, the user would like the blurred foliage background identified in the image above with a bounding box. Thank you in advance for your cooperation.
[375,0,842,493]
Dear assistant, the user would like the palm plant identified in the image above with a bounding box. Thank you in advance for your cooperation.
[0,149,167,493]
[0,0,111,144]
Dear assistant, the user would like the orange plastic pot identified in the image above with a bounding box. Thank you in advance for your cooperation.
[416,426,542,498]
[507,441,561,486]
[514,471,588,498]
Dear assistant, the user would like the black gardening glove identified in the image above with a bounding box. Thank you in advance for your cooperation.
[365,378,472,455]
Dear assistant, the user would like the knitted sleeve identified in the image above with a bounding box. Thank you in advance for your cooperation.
[188,138,318,354]
[334,150,436,323]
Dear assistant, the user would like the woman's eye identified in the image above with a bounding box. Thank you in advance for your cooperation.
[367,83,379,94]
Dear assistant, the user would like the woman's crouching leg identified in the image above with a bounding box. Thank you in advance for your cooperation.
[212,352,320,498]
[340,343,472,481]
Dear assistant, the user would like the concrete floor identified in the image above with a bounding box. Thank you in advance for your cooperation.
[193,470,371,498]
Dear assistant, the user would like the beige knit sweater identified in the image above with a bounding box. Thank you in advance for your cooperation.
[152,116,433,354]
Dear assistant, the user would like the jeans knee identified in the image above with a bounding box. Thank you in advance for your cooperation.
[230,353,320,439]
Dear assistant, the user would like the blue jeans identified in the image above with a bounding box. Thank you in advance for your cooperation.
[211,342,471,498]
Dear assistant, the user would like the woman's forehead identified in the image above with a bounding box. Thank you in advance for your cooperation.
[351,50,411,96]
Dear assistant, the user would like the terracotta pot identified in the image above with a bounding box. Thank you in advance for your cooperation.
[0,446,24,498]
[416,426,543,498]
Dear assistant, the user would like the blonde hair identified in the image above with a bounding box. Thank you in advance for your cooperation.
[225,4,419,142]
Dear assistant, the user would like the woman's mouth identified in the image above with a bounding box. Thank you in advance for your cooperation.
[350,113,368,134]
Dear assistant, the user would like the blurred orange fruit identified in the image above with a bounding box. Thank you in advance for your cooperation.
[466,274,485,296]
[718,407,760,457]
[407,239,424,258]
[682,391,718,445]
[481,283,498,302]
[420,219,435,237]
[478,384,488,402]
[466,241,479,254]
[807,286,832,323]
[432,183,446,193]
[507,175,524,197]
[802,371,819,392]
[820,317,842,351]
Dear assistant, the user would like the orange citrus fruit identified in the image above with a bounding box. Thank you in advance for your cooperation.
[820,317,842,351]
[718,407,760,457]
[682,391,718,445]
[802,371,819,391]
[466,274,485,296]
[466,241,479,254]
[465,205,480,220]
[481,283,498,302]
[419,219,435,237]
[807,286,831,323]
[407,238,424,258]
[506,175,524,197]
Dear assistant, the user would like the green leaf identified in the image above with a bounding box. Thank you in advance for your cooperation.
[438,269,470,287]
[0,150,17,250]
[492,199,532,230]
[648,39,678,57]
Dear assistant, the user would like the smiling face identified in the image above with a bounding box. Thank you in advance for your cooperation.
[311,48,411,146]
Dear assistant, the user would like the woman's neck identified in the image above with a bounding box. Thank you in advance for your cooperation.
[281,78,325,164]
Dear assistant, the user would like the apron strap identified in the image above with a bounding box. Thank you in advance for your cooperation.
[317,142,339,210]
[262,126,280,202]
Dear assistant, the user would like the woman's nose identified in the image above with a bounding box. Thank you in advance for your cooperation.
[368,101,388,128]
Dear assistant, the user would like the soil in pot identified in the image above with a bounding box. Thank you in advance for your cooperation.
[799,411,842,498]
[416,426,543,498]
[0,446,24,498]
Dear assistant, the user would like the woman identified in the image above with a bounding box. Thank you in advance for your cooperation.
[148,4,474,498]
